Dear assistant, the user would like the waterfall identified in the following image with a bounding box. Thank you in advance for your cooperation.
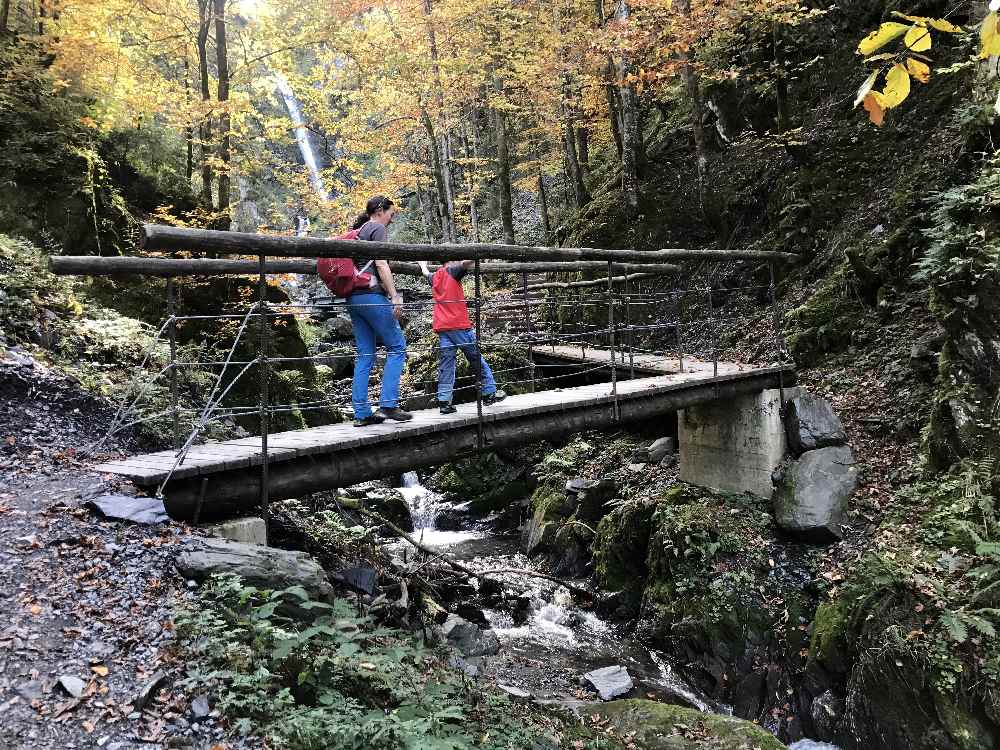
[274,73,328,202]
[397,471,442,530]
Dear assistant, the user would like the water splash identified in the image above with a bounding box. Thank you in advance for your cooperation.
[274,73,328,201]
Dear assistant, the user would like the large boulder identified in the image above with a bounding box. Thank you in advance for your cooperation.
[176,538,335,601]
[785,393,848,456]
[589,699,787,749]
[774,445,857,542]
[342,482,414,532]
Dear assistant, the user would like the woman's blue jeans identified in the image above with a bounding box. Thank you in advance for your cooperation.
[346,292,407,419]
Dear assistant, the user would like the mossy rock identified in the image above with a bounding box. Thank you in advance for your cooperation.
[590,699,786,749]
[524,482,570,554]
[784,267,862,365]
[594,498,657,592]
[430,451,534,515]
[808,600,850,674]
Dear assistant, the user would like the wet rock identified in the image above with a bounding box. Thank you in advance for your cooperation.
[453,604,490,627]
[57,675,86,698]
[175,538,334,602]
[583,665,633,701]
[774,445,857,542]
[442,614,500,657]
[448,654,480,679]
[498,684,533,702]
[811,690,843,742]
[648,436,675,463]
[784,393,847,456]
[342,483,413,533]
[85,495,169,525]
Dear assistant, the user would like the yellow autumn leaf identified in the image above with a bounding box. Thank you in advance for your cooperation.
[854,70,879,107]
[858,22,909,55]
[904,25,932,52]
[881,63,911,108]
[906,57,931,83]
[981,12,1000,59]
[928,18,962,33]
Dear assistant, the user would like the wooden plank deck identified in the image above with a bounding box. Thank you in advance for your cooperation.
[533,344,736,377]
[96,361,792,487]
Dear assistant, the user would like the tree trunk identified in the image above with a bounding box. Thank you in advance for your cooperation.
[675,0,707,204]
[595,0,624,159]
[1,0,11,33]
[196,0,213,208]
[494,108,515,245]
[421,107,454,242]
[213,0,231,228]
[537,169,551,241]
[184,53,193,183]
[563,118,589,209]
[615,0,640,217]
[415,180,435,242]
[774,22,790,133]
[462,128,480,241]
[576,126,590,181]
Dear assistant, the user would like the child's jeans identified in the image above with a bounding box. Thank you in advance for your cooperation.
[437,328,496,403]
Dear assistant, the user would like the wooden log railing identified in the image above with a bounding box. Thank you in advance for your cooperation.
[139,224,801,264]
[49,256,682,278]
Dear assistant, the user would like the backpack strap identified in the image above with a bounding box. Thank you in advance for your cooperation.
[355,260,374,277]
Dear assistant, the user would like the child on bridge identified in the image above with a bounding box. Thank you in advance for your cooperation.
[418,260,507,414]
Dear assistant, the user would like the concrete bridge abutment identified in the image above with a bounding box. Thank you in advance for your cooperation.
[678,387,800,499]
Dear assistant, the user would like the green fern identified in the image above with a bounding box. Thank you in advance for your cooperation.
[940,611,969,643]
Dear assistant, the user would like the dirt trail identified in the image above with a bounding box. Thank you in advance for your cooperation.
[0,352,252,750]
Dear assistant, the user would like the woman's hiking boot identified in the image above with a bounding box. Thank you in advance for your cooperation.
[376,407,413,422]
[483,390,507,406]
[439,402,457,415]
[354,413,385,427]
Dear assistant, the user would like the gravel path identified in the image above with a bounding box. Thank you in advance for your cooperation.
[0,351,256,750]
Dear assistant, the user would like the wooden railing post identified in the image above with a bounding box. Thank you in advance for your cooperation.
[166,279,180,449]
[257,253,270,538]
[474,259,484,450]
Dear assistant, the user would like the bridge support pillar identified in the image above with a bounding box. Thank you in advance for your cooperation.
[679,387,799,499]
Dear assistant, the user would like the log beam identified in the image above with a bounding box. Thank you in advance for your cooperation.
[49,255,681,278]
[140,224,800,264]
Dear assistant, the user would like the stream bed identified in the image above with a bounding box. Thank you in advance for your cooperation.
[393,472,838,749]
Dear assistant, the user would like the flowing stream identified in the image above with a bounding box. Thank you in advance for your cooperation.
[393,471,841,748]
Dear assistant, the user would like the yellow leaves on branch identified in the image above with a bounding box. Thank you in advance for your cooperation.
[982,12,1000,59]
[854,12,964,126]
[857,22,908,56]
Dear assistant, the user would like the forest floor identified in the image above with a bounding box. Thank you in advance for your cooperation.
[0,349,255,750]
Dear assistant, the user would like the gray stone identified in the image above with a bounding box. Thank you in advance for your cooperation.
[774,445,858,542]
[583,665,633,701]
[448,654,481,679]
[648,436,675,463]
[15,681,44,701]
[785,393,847,456]
[191,694,211,719]
[565,478,617,524]
[442,614,501,657]
[332,566,378,596]
[498,684,533,702]
[133,671,168,711]
[206,517,266,545]
[680,388,799,498]
[86,495,169,525]
[57,675,86,699]
[175,538,334,602]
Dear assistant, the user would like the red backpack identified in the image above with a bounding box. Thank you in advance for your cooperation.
[316,228,375,297]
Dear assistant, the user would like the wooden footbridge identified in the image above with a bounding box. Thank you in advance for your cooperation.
[55,225,797,523]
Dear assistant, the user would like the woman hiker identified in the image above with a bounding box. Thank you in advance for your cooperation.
[347,195,412,426]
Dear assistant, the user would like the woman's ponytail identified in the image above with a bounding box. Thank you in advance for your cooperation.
[351,212,370,230]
